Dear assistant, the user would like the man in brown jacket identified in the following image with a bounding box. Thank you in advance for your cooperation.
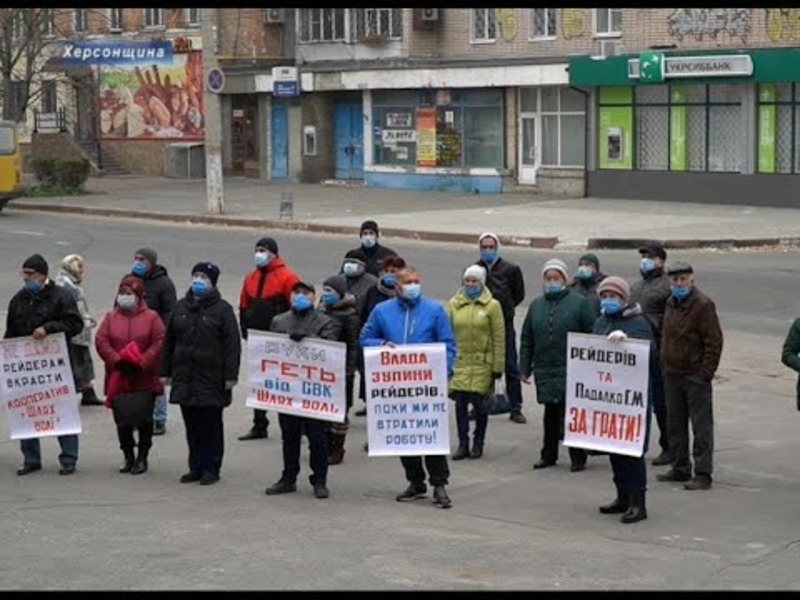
[656,262,723,491]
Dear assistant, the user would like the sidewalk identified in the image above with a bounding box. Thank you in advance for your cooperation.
[9,176,800,249]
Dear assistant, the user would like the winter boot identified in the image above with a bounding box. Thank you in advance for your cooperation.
[621,490,648,524]
[599,484,628,514]
[81,387,104,406]
[328,433,346,466]
[119,447,135,473]
[131,446,150,475]
[452,444,470,460]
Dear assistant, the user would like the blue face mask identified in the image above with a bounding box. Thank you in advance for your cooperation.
[640,258,656,275]
[132,261,149,278]
[191,278,212,297]
[543,282,564,296]
[292,294,313,311]
[671,285,692,301]
[601,298,623,316]
[381,274,397,288]
[465,286,482,300]
[24,279,43,294]
[576,266,594,281]
[254,252,270,268]
[401,283,422,302]
[481,250,498,264]
[361,236,377,249]
[322,292,339,308]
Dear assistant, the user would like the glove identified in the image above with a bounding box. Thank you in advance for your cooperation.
[607,330,627,344]
[493,372,503,380]
[117,361,141,376]
[225,380,237,390]
[289,332,306,342]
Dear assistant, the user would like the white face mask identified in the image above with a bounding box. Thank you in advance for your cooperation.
[343,262,361,277]
[117,294,137,311]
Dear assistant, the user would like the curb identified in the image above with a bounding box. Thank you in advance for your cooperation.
[7,201,560,249]
[586,237,800,251]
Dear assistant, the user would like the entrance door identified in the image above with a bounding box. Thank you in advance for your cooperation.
[231,95,258,176]
[519,113,538,185]
[271,105,289,180]
[334,104,364,180]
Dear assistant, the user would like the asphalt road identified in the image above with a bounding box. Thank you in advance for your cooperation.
[1,211,799,590]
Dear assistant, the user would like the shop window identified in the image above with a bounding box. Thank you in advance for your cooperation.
[758,83,800,174]
[687,106,706,171]
[540,87,586,168]
[519,88,537,112]
[299,9,347,42]
[637,106,669,170]
[531,9,557,40]
[594,8,622,37]
[472,9,497,43]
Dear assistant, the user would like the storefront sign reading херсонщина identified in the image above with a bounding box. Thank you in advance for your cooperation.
[628,54,754,82]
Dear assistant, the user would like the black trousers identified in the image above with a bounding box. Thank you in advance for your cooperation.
[253,409,269,431]
[117,423,153,453]
[665,372,714,477]
[541,402,587,466]
[401,455,450,487]
[181,405,224,477]
[279,413,329,486]
[609,454,647,493]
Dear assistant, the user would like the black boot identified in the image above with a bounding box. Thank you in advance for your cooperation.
[470,440,483,459]
[621,490,648,524]
[131,446,149,475]
[599,484,628,514]
[452,444,469,460]
[81,387,104,406]
[119,448,135,473]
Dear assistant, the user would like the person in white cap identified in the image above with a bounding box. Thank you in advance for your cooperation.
[446,265,505,460]
[519,258,595,472]
[474,232,527,424]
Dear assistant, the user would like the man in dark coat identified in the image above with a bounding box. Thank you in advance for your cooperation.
[343,220,398,278]
[475,232,527,423]
[569,253,606,319]
[162,262,241,486]
[131,247,177,436]
[5,254,84,476]
[265,281,341,500]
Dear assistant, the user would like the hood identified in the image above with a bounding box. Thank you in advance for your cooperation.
[264,257,288,273]
[57,268,80,286]
[622,302,643,318]
[184,287,221,308]
[148,264,169,280]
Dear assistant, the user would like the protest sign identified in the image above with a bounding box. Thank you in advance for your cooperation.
[246,330,347,423]
[564,332,650,457]
[364,343,450,457]
[0,333,82,440]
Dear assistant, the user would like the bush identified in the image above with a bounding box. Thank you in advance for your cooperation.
[33,159,57,188]
[55,159,90,191]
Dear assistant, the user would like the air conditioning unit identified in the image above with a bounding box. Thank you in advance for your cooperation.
[598,39,625,57]
[264,8,285,24]
[421,8,440,22]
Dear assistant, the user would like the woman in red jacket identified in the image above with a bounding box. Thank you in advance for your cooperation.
[96,275,166,474]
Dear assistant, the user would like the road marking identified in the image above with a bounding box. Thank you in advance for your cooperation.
[6,229,45,236]
[55,241,70,246]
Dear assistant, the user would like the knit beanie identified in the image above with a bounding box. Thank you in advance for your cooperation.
[541,258,569,281]
[23,254,48,276]
[597,276,631,304]
[256,237,279,256]
[463,264,487,285]
[479,232,500,248]
[191,261,220,286]
[578,253,600,270]
[323,275,348,298]
[360,220,380,236]
[135,247,158,267]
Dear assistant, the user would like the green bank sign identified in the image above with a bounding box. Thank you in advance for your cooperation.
[629,54,754,81]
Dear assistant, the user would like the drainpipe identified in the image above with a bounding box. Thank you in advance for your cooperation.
[570,84,589,198]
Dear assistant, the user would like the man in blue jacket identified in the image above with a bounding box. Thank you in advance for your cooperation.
[361,266,457,509]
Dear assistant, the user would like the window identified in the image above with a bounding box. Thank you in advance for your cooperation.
[41,8,54,37]
[7,80,28,123]
[355,8,403,40]
[74,8,87,33]
[12,13,26,44]
[187,8,201,27]
[533,87,586,168]
[0,125,16,155]
[41,80,57,114]
[594,8,622,37]
[531,8,557,39]
[144,8,164,29]
[472,9,496,42]
[298,9,347,42]
[757,83,800,174]
[109,8,123,31]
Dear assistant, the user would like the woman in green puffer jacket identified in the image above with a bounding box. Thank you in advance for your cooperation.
[781,318,800,410]
[446,265,505,460]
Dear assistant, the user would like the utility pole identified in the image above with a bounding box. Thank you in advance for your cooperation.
[202,8,224,214]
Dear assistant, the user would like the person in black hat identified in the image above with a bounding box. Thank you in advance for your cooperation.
[238,236,301,442]
[130,246,177,436]
[657,261,723,491]
[343,220,398,278]
[569,252,607,318]
[5,254,84,476]
[629,241,671,467]
[265,281,342,499]
[161,262,241,486]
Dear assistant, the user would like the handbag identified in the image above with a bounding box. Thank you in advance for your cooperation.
[112,391,155,428]
[484,377,511,416]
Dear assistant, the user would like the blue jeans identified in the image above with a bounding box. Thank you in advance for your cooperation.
[21,435,79,468]
[505,323,523,413]
[153,394,168,424]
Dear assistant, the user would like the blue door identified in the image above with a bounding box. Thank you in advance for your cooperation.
[334,104,364,180]
[271,106,289,180]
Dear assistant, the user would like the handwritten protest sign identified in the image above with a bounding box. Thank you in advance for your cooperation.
[564,332,650,458]
[246,330,347,423]
[0,332,82,440]
[364,343,449,457]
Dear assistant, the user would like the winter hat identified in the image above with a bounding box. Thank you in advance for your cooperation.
[256,237,279,256]
[191,261,220,287]
[323,275,348,298]
[578,253,600,270]
[667,261,694,277]
[463,264,487,286]
[119,274,146,300]
[293,281,316,294]
[597,276,631,304]
[541,258,569,281]
[638,242,667,261]
[22,254,48,276]
[135,247,158,267]
[479,232,500,248]
[61,254,85,281]
[360,220,380,236]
